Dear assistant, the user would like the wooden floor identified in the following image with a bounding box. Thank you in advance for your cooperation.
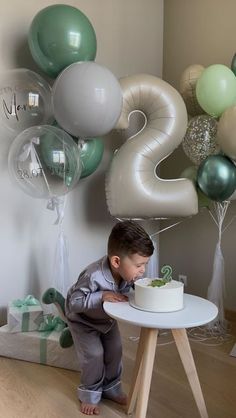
[0,322,236,418]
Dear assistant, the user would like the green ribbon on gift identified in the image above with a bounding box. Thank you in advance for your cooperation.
[11,295,41,332]
[12,295,40,308]
[38,314,66,364]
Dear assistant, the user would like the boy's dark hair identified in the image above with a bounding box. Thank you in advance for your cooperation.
[108,220,154,257]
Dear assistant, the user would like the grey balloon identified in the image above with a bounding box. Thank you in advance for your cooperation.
[106,74,198,219]
[52,62,123,138]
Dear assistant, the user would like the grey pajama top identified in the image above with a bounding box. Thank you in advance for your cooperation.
[65,256,132,333]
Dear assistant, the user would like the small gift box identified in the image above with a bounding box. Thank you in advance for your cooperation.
[7,295,43,333]
[0,315,80,371]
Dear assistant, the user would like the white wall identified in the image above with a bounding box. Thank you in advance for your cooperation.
[0,0,163,323]
[162,0,236,311]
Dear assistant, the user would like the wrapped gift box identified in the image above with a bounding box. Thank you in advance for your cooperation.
[7,295,44,333]
[0,325,80,371]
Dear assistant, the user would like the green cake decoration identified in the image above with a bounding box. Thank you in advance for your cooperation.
[149,265,173,287]
[150,279,168,287]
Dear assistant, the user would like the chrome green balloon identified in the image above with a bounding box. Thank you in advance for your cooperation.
[78,138,104,178]
[180,166,211,209]
[196,65,236,117]
[28,4,97,78]
[197,155,236,202]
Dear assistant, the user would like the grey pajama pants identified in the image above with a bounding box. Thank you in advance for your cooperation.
[67,319,123,404]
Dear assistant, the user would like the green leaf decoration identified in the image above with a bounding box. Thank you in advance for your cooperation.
[149,279,167,287]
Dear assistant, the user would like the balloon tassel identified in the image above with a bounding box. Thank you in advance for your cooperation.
[51,230,70,297]
[207,201,230,331]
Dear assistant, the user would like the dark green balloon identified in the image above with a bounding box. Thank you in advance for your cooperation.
[28,4,97,78]
[197,155,236,201]
[79,138,104,178]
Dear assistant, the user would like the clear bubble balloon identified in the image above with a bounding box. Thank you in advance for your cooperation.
[52,62,123,138]
[182,115,219,165]
[8,125,82,199]
[0,68,53,135]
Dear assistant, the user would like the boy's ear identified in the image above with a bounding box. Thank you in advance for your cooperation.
[110,255,121,269]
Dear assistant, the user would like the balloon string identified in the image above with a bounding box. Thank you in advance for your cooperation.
[150,219,185,238]
[47,195,67,226]
[33,146,53,196]
[222,214,236,234]
[63,141,66,184]
[208,201,231,239]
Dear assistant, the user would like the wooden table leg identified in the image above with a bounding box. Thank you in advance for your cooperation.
[133,328,158,418]
[172,328,208,418]
[127,328,148,414]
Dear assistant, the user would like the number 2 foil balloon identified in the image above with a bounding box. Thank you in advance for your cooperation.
[105,74,198,219]
[0,68,53,135]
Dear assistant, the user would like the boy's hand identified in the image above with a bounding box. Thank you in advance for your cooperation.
[102,291,128,303]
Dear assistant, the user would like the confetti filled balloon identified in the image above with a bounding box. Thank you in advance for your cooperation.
[182,115,219,165]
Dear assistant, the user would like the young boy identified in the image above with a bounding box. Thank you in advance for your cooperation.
[65,220,154,415]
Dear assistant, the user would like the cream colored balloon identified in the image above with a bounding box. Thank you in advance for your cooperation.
[106,74,198,219]
[217,105,236,160]
[180,64,205,116]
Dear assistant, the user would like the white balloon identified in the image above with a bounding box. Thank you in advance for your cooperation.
[106,74,198,219]
[217,105,236,160]
[52,62,123,138]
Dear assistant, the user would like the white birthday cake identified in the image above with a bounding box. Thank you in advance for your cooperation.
[134,277,184,312]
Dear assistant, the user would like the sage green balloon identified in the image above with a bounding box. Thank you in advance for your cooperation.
[196,65,236,117]
[52,122,104,178]
[180,166,211,208]
[28,4,97,78]
[78,138,104,178]
[38,126,81,188]
[197,155,236,201]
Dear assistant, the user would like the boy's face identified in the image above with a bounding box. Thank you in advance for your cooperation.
[110,253,150,283]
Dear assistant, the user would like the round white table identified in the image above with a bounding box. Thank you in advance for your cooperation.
[104,293,218,418]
